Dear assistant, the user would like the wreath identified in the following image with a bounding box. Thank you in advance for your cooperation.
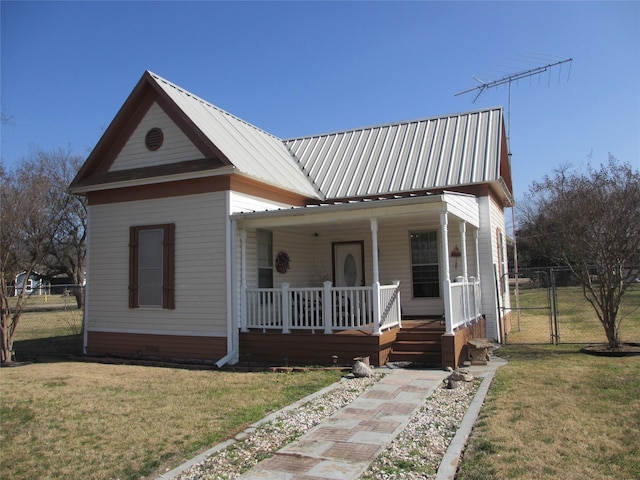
[275,251,291,274]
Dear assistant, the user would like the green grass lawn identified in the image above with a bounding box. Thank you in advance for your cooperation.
[0,361,343,480]
[507,283,640,345]
[457,344,640,480]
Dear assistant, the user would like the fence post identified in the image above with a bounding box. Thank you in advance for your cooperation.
[551,269,559,344]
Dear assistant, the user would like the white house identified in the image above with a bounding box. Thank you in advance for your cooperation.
[70,71,512,368]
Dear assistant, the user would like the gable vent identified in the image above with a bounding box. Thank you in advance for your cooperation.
[145,128,164,151]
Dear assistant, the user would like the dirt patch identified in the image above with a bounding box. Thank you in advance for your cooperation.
[581,343,640,357]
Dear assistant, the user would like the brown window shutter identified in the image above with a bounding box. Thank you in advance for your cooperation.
[129,226,139,308]
[163,223,175,309]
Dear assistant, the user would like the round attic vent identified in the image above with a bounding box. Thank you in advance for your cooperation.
[145,128,164,151]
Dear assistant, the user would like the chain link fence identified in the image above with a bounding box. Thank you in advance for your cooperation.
[9,285,84,361]
[505,267,640,345]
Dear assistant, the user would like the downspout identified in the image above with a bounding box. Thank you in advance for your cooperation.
[82,205,90,355]
[218,203,238,368]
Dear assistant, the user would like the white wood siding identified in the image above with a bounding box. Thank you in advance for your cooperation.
[477,195,509,339]
[110,102,203,172]
[86,192,228,336]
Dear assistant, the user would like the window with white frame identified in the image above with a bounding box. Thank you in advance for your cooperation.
[257,230,273,288]
[410,231,440,297]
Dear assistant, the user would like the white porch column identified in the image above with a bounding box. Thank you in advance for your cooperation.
[323,281,333,334]
[441,212,454,335]
[473,228,480,281]
[240,228,248,332]
[459,221,470,324]
[370,218,380,284]
[371,218,381,335]
[281,283,290,334]
[460,221,468,280]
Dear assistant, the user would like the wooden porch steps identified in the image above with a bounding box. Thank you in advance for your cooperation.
[388,319,444,366]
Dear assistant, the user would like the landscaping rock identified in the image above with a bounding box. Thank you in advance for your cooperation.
[352,360,374,378]
[446,368,474,389]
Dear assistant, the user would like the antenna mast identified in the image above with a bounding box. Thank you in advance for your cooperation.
[456,56,573,336]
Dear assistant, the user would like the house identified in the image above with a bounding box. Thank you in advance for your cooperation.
[11,271,45,296]
[70,71,513,368]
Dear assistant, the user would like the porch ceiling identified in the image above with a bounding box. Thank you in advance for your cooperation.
[231,191,479,230]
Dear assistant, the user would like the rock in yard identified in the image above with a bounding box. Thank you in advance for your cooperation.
[352,360,374,378]
[446,368,474,389]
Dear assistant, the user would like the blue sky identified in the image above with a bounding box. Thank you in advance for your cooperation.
[1,1,639,202]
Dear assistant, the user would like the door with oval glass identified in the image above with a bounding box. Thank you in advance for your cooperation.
[332,241,365,287]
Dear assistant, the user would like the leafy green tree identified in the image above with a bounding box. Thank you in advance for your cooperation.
[519,156,640,349]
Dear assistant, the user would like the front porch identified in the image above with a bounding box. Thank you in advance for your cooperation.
[232,192,490,368]
[239,279,484,368]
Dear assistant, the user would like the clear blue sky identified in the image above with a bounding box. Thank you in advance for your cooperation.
[1,1,639,202]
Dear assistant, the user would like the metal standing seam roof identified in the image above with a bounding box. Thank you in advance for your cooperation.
[283,108,504,200]
[149,72,322,199]
[150,72,504,202]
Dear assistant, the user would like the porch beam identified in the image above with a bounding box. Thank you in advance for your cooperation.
[441,212,454,335]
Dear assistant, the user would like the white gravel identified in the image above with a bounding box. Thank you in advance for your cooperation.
[170,371,478,480]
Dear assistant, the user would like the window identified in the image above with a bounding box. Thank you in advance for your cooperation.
[410,231,440,297]
[257,230,273,288]
[129,224,175,309]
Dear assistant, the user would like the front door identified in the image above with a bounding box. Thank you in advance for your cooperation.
[332,241,365,287]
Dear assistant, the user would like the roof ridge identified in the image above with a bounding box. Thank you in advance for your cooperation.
[146,70,284,142]
[282,106,503,142]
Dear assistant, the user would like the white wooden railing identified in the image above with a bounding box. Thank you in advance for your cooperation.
[449,276,481,332]
[243,281,401,334]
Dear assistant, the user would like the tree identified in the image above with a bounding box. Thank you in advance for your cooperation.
[0,149,87,363]
[519,156,640,350]
[36,148,87,309]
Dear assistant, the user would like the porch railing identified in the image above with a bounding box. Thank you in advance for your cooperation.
[449,276,481,332]
[243,281,401,334]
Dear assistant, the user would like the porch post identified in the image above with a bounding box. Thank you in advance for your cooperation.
[441,212,454,335]
[323,281,333,334]
[240,228,248,332]
[370,218,381,335]
[473,228,481,281]
[370,218,380,284]
[474,228,482,320]
[460,221,470,324]
[281,283,290,334]
[460,221,468,280]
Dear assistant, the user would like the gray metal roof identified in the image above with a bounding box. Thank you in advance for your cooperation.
[150,72,506,202]
[284,108,505,199]
[150,72,321,198]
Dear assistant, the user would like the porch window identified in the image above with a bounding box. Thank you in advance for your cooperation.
[129,224,175,309]
[257,230,273,288]
[410,231,440,297]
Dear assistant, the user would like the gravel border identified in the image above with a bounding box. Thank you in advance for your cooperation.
[158,374,381,480]
[158,371,479,480]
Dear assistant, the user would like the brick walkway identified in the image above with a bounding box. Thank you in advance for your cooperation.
[236,368,450,480]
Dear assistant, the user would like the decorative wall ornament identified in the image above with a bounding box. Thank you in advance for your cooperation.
[275,251,291,274]
[451,245,461,268]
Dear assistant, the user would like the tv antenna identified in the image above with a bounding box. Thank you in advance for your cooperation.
[456,56,573,335]
[456,57,573,144]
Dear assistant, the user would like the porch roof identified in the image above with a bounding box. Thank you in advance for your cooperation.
[231,191,479,229]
